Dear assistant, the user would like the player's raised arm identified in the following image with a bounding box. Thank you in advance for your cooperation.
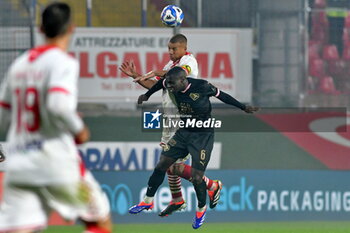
[218,91,259,113]
[46,56,89,143]
[119,60,158,90]
[207,83,259,113]
[133,70,167,82]
[137,78,165,104]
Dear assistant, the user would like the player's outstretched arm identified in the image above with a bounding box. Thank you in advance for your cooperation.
[137,78,165,104]
[216,90,259,113]
[133,70,167,82]
[119,61,157,89]
[243,105,260,113]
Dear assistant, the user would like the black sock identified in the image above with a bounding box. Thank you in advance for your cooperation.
[193,180,207,208]
[146,168,166,197]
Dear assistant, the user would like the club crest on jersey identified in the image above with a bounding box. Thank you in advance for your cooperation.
[181,65,191,75]
[143,109,162,129]
[189,93,200,101]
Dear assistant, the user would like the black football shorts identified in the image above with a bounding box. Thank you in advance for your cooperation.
[162,129,214,171]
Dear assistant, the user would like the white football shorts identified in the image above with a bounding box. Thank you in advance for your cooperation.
[0,170,110,232]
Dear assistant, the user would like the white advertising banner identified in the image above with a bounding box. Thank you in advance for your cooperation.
[62,28,252,103]
[4,27,253,103]
[78,141,222,171]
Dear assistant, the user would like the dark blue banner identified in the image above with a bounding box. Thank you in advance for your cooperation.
[92,170,350,223]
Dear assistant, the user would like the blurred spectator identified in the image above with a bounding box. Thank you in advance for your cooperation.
[325,0,349,54]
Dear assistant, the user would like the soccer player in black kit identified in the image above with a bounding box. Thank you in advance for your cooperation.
[129,66,259,229]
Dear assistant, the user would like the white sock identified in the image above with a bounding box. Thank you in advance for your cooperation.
[197,205,207,212]
[144,196,154,204]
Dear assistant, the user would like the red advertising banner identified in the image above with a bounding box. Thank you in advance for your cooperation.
[258,112,350,169]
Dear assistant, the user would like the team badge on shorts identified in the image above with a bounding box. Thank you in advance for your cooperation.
[143,109,162,129]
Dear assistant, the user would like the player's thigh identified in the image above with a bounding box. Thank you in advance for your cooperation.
[0,184,48,231]
[188,132,214,171]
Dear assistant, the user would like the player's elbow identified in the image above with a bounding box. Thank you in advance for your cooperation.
[47,93,75,117]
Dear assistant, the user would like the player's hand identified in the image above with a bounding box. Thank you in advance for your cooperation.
[74,126,90,145]
[244,105,259,114]
[119,61,138,78]
[138,94,149,105]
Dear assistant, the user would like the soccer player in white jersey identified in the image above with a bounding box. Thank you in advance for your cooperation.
[0,2,111,233]
[120,34,222,217]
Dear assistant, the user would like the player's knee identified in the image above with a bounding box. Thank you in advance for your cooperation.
[156,155,176,172]
[167,165,174,175]
[155,163,168,172]
[155,157,171,172]
[191,173,203,185]
[172,163,185,176]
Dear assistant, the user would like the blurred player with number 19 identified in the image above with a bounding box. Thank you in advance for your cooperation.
[0,2,111,233]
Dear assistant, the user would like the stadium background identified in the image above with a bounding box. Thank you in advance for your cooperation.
[2,0,350,232]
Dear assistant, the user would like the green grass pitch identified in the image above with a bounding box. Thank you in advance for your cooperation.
[45,222,350,233]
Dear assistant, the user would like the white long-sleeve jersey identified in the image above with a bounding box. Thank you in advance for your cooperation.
[0,45,84,185]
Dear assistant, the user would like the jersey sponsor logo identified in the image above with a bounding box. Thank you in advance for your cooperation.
[143,109,162,129]
[189,93,200,101]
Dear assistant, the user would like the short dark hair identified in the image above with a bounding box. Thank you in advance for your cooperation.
[165,66,187,80]
[41,2,72,38]
[169,34,187,44]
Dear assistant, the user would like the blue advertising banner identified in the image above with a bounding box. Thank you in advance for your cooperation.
[79,142,222,171]
[93,170,350,223]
